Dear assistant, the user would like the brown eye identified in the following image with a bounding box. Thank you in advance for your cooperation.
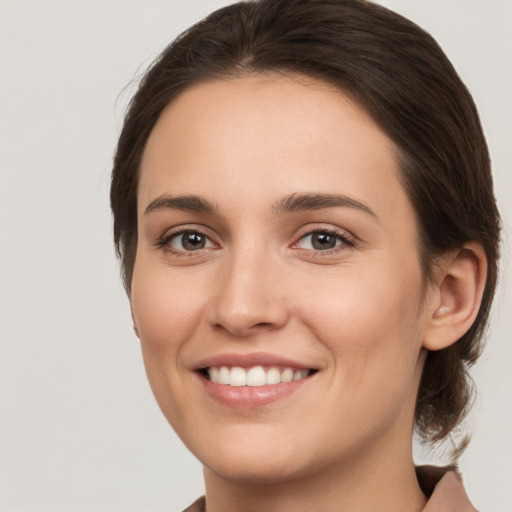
[310,232,338,250]
[294,229,352,252]
[168,231,213,251]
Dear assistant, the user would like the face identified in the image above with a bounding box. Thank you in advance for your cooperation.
[132,74,431,484]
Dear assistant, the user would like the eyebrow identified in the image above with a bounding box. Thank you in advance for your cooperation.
[144,192,377,219]
[145,195,218,215]
[272,192,377,218]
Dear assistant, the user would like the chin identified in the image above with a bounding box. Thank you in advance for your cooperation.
[203,452,312,485]
[191,428,322,485]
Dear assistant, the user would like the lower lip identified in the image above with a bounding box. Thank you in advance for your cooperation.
[197,373,311,408]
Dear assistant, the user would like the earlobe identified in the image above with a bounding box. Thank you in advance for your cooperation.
[130,304,140,338]
[423,243,487,351]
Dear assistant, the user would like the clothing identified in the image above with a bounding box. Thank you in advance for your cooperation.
[182,466,477,511]
[417,466,478,512]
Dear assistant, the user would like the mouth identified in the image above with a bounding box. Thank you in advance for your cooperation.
[193,353,319,407]
[199,365,316,387]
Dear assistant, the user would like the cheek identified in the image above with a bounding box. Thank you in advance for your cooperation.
[310,279,424,443]
[132,258,202,348]
[130,255,208,403]
[297,261,425,388]
[130,257,212,432]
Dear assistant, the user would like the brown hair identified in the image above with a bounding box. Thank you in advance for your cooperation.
[110,0,501,453]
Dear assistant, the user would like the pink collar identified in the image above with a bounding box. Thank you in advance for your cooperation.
[417,465,478,511]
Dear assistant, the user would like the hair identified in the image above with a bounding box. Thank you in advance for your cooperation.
[110,0,501,455]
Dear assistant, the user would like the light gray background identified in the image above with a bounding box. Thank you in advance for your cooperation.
[0,1,510,510]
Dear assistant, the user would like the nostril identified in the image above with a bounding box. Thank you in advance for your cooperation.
[207,276,290,336]
[211,316,283,338]
[253,322,274,329]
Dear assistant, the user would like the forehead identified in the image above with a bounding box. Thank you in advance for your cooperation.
[138,73,411,223]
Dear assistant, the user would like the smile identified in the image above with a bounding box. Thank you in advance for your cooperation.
[204,365,312,387]
[193,354,319,408]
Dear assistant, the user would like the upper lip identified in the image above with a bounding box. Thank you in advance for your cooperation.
[192,352,318,371]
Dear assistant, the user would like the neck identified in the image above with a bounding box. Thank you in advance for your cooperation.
[203,435,427,512]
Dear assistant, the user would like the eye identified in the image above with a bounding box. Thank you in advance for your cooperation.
[294,229,352,252]
[164,230,215,252]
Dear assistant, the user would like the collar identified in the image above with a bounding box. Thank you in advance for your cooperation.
[417,465,478,511]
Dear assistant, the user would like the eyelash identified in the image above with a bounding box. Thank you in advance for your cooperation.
[293,227,355,255]
[156,227,216,256]
[156,226,355,256]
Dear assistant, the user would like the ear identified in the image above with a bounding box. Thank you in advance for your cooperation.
[130,303,140,338]
[422,242,487,351]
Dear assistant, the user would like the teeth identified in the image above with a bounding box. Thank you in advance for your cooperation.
[266,367,281,385]
[218,366,230,385]
[229,367,246,387]
[207,365,311,386]
[209,367,219,383]
[281,368,294,382]
[294,369,308,381]
[247,366,266,386]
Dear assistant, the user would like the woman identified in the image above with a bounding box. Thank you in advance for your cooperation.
[110,0,501,510]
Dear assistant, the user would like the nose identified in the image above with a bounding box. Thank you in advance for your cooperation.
[207,246,289,338]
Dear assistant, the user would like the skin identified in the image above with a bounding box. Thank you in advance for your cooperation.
[131,74,485,511]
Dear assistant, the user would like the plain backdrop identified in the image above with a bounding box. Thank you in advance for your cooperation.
[0,1,510,511]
